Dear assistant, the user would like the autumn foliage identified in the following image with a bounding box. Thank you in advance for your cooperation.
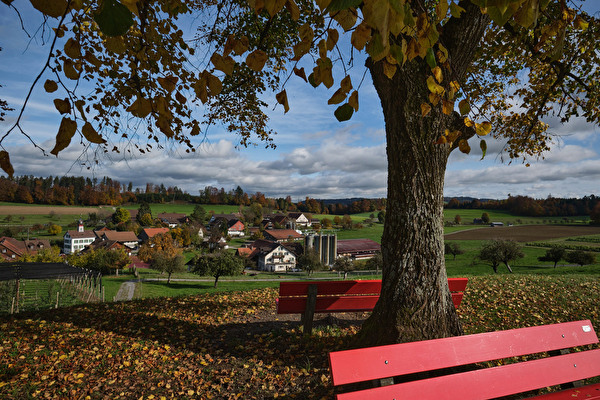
[0,276,599,399]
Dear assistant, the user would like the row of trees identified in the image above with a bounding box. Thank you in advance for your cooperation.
[447,195,600,218]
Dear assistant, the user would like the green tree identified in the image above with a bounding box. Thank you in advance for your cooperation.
[565,250,596,267]
[444,242,464,260]
[191,205,207,223]
[591,202,600,225]
[137,203,152,226]
[112,207,131,224]
[365,251,383,273]
[481,212,491,224]
[3,0,599,346]
[377,210,386,224]
[190,251,244,288]
[321,217,333,229]
[333,256,355,280]
[297,248,324,276]
[48,224,62,235]
[19,246,63,263]
[151,251,186,284]
[538,246,566,268]
[479,240,524,273]
[68,248,129,275]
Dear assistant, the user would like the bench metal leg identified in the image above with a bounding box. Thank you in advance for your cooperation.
[303,284,318,335]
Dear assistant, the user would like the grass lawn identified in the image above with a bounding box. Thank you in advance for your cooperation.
[1,275,598,399]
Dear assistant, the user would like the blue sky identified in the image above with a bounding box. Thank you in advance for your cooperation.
[0,1,598,201]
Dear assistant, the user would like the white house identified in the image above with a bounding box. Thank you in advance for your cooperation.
[250,239,297,272]
[63,221,96,255]
[287,212,311,229]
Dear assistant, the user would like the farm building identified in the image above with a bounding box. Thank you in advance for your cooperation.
[337,239,381,260]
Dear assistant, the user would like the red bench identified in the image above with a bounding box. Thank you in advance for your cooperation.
[277,278,468,334]
[329,320,600,400]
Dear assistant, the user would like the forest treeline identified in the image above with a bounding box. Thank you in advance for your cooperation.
[445,195,599,217]
[0,175,597,218]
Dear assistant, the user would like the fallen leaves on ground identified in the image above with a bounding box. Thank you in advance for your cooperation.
[1,276,599,399]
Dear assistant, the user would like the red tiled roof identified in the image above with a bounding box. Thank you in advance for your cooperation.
[100,230,139,242]
[264,229,303,241]
[141,227,170,238]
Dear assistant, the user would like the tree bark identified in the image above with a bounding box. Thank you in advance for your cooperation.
[356,3,489,347]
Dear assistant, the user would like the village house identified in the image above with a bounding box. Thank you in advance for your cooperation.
[157,212,189,227]
[261,214,289,230]
[244,239,297,272]
[0,237,51,261]
[287,212,311,229]
[209,215,245,237]
[63,221,97,255]
[95,230,140,252]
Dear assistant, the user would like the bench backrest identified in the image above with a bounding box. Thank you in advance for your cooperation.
[277,278,468,314]
[329,320,600,400]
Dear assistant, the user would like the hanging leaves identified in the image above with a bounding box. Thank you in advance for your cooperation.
[50,117,77,156]
[93,0,134,37]
[54,98,71,115]
[334,103,354,121]
[458,138,471,154]
[0,150,14,178]
[211,53,235,76]
[81,122,106,144]
[480,139,487,160]
[275,90,290,113]
[246,50,268,72]
[30,0,68,18]
[44,80,58,93]
[158,76,178,93]
[126,97,153,118]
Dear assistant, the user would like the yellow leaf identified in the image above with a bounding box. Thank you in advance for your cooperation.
[104,37,126,54]
[434,135,447,144]
[316,0,331,11]
[234,36,250,55]
[429,93,441,106]
[206,73,223,96]
[382,60,397,79]
[333,8,358,31]
[64,38,81,59]
[426,76,445,95]
[432,66,443,83]
[450,2,465,18]
[158,76,178,93]
[82,122,106,144]
[120,0,138,14]
[63,60,80,80]
[44,80,58,93]
[327,88,347,105]
[348,90,359,112]
[318,39,328,59]
[275,90,290,113]
[340,75,352,93]
[436,0,449,22]
[464,117,474,127]
[264,0,286,17]
[30,0,68,18]
[447,130,461,143]
[421,102,432,116]
[327,29,339,50]
[0,151,14,178]
[246,49,268,72]
[442,99,453,115]
[351,22,371,51]
[54,98,71,115]
[293,67,307,82]
[156,115,173,138]
[127,97,153,118]
[211,53,235,76]
[458,139,471,154]
[458,99,470,116]
[476,121,492,136]
[50,117,77,156]
[286,0,300,21]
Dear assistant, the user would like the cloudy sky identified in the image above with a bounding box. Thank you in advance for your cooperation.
[0,2,598,201]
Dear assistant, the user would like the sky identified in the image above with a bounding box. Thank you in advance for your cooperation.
[0,2,598,201]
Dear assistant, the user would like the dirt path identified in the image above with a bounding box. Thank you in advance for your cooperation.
[114,281,137,301]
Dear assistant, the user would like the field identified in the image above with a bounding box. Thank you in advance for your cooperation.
[1,275,599,399]
[445,225,600,242]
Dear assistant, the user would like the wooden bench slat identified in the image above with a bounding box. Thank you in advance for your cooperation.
[277,295,380,314]
[279,280,382,297]
[336,349,600,400]
[329,320,598,386]
[447,277,468,292]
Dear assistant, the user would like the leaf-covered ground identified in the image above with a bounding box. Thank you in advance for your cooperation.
[1,275,599,399]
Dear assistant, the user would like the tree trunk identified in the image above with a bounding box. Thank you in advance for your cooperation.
[214,275,219,288]
[356,4,489,347]
[504,262,513,273]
